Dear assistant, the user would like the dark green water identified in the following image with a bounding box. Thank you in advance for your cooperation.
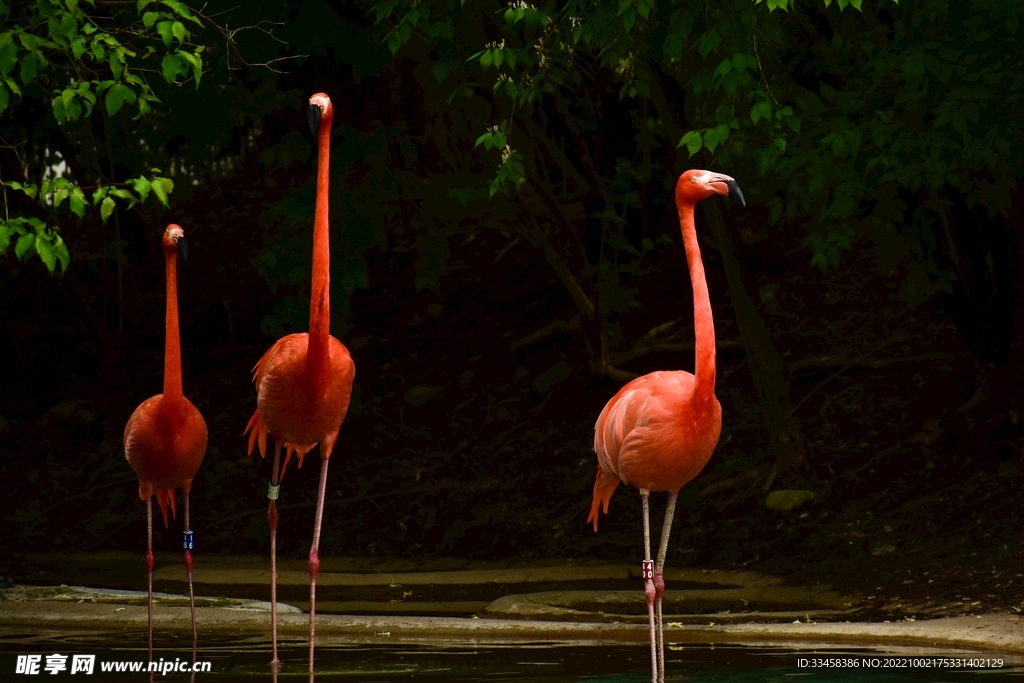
[0,630,1021,681]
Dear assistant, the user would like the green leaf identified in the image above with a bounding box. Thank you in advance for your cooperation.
[150,177,173,206]
[178,50,202,85]
[172,21,186,43]
[109,51,122,80]
[161,0,202,26]
[703,128,720,153]
[0,36,16,76]
[161,53,181,82]
[19,52,36,84]
[623,9,636,32]
[14,231,35,259]
[143,11,161,27]
[480,50,492,68]
[132,176,152,201]
[387,32,401,54]
[0,83,8,114]
[69,187,86,217]
[679,130,702,156]
[55,237,69,273]
[697,30,721,58]
[100,196,115,222]
[72,37,87,60]
[104,82,132,115]
[0,221,11,253]
[35,235,55,271]
[157,21,174,47]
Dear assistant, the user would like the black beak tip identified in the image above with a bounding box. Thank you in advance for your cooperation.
[177,236,188,262]
[726,179,746,208]
[308,104,322,137]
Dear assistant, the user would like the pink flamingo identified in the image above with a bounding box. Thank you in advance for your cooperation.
[588,169,744,681]
[124,224,208,659]
[244,93,355,671]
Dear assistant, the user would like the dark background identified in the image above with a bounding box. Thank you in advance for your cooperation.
[1,0,1022,618]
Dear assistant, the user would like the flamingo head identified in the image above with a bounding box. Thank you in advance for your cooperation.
[162,224,187,261]
[675,169,745,208]
[308,92,333,136]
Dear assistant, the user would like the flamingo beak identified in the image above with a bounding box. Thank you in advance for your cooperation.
[710,175,746,207]
[308,103,322,136]
[176,235,188,262]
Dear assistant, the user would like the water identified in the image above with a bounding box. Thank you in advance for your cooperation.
[0,629,1021,681]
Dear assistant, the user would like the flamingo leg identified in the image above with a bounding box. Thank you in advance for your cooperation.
[146,496,154,665]
[654,491,678,682]
[183,490,197,654]
[640,489,656,682]
[308,450,332,673]
[268,442,282,668]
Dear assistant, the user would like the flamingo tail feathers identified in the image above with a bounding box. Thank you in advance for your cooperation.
[587,468,620,532]
[244,409,268,458]
[279,443,316,481]
[154,489,176,529]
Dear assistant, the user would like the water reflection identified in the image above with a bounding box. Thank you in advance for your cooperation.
[0,629,1020,682]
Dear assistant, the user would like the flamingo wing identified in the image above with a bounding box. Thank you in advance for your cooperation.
[588,372,699,531]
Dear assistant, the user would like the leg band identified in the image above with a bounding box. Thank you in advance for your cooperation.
[642,559,654,580]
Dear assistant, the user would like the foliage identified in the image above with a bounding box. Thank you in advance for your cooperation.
[365,0,1023,351]
[0,0,210,274]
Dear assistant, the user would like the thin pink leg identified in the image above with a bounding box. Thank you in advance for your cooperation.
[268,442,282,668]
[184,490,197,653]
[308,450,332,673]
[640,490,656,682]
[654,491,678,681]
[146,497,154,664]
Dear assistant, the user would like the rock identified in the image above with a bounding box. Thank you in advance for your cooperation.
[765,490,815,512]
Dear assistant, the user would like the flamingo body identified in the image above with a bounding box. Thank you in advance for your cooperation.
[125,395,207,523]
[593,370,721,500]
[245,332,354,469]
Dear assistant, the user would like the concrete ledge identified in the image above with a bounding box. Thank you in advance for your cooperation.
[1,594,1021,654]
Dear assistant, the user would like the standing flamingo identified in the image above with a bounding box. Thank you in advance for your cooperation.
[244,92,355,671]
[124,224,208,660]
[588,170,744,681]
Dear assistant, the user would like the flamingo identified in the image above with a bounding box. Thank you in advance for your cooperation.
[244,92,355,671]
[588,169,744,681]
[123,224,208,660]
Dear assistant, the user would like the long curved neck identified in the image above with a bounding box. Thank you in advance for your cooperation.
[307,112,332,386]
[163,248,183,404]
[677,202,716,404]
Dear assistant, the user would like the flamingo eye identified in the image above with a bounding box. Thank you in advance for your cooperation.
[690,176,698,183]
